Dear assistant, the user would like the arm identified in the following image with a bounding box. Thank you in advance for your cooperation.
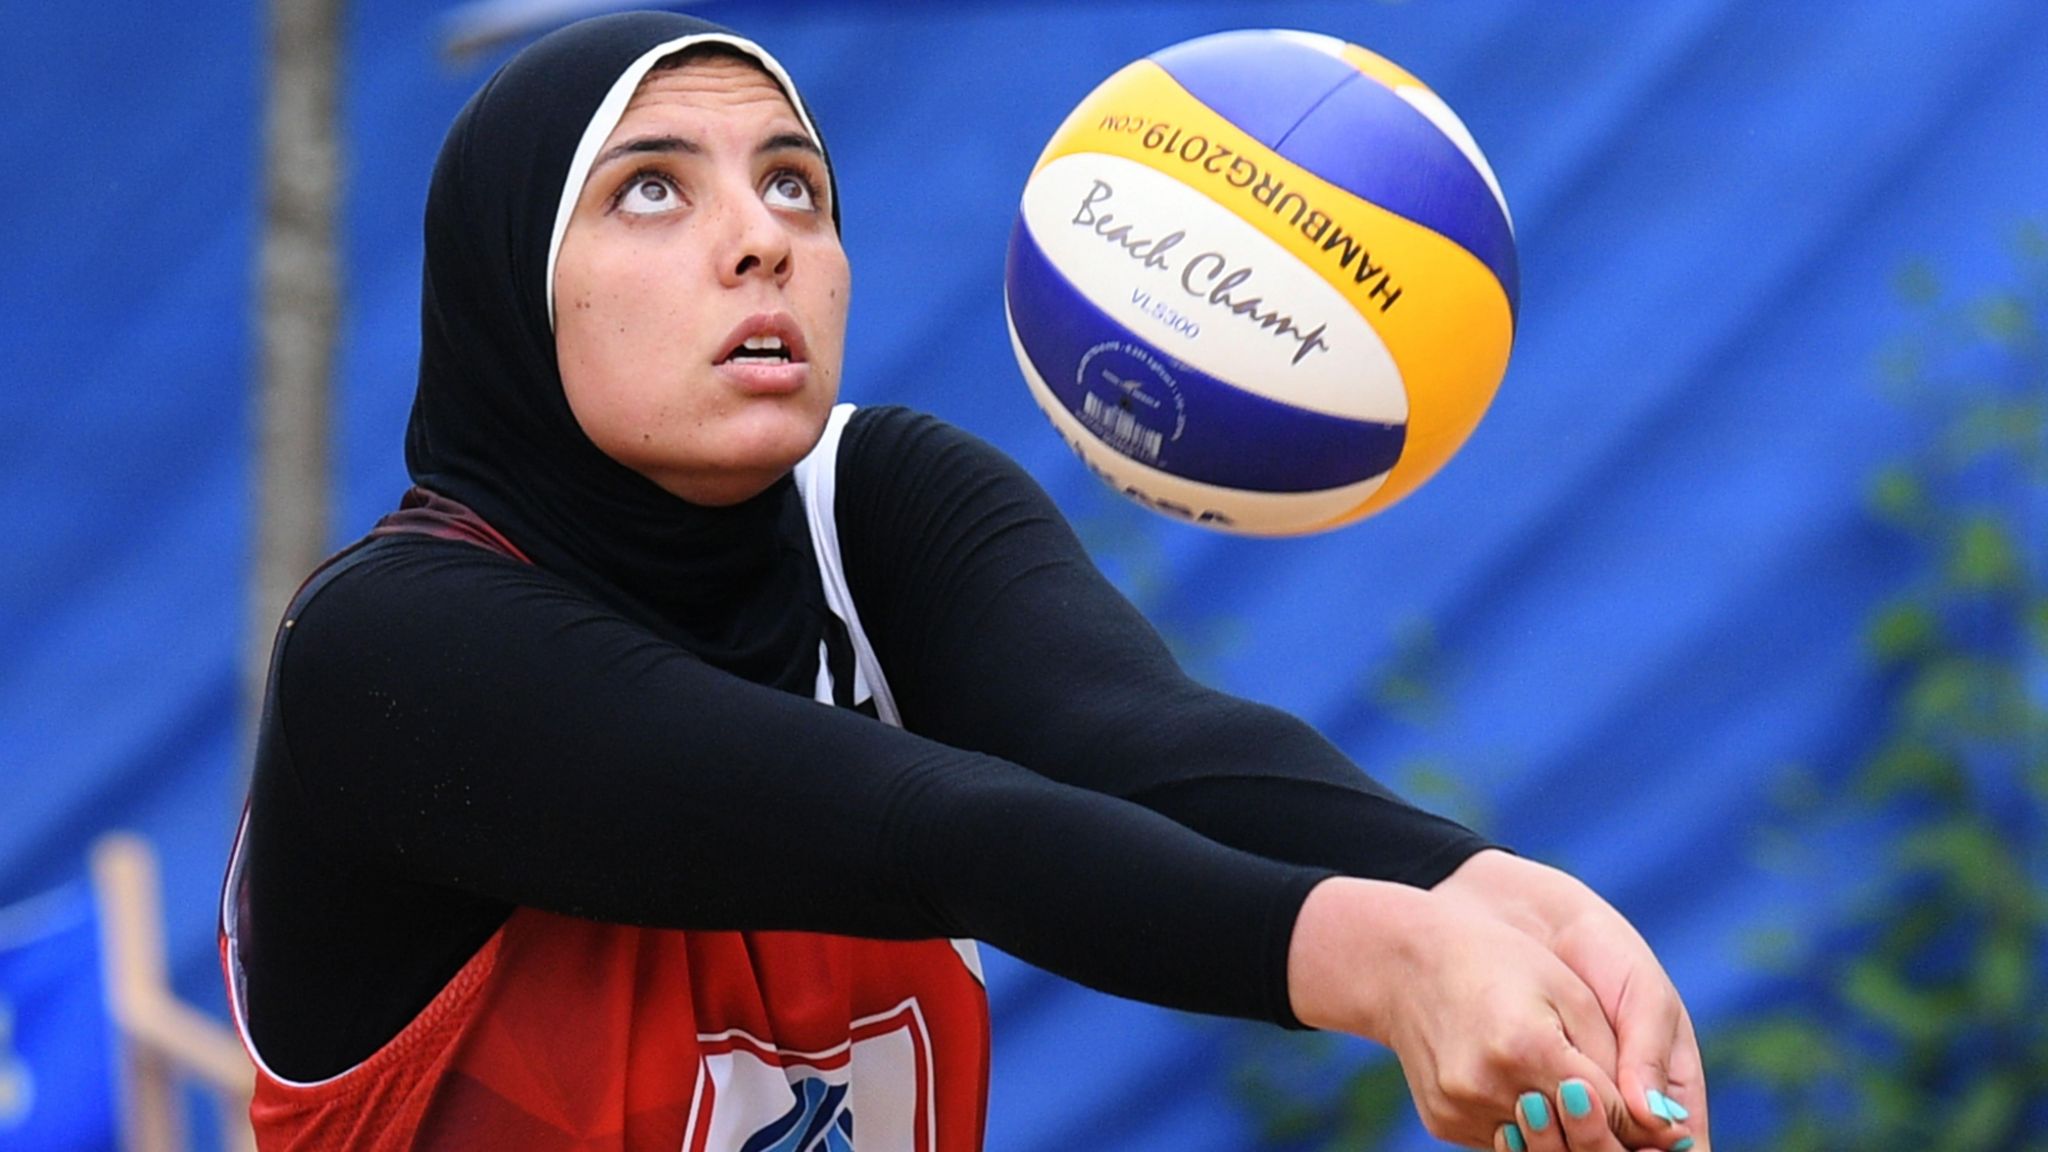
[275,536,1323,1025]
[834,407,1489,886]
[836,410,1703,1149]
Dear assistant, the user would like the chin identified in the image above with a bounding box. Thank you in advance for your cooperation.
[744,396,834,461]
[674,404,833,505]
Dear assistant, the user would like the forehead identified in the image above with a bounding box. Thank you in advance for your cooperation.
[547,41,825,326]
[609,57,803,137]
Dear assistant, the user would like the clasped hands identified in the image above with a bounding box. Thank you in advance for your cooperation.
[1287,850,1708,1152]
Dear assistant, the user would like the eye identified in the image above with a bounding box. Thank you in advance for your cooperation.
[616,172,682,216]
[763,170,818,212]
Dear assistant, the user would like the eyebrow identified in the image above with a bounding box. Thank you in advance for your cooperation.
[591,134,700,173]
[757,131,823,162]
[590,130,823,175]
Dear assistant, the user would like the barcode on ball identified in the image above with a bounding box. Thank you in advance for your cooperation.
[1081,392,1164,464]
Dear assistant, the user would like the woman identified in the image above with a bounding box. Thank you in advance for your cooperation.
[221,12,1707,1152]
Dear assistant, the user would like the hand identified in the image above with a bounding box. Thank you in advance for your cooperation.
[1287,876,1641,1150]
[1436,851,1710,1151]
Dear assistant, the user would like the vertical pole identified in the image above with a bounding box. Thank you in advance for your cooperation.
[248,0,343,760]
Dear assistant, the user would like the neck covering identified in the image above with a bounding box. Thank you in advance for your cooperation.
[403,12,839,687]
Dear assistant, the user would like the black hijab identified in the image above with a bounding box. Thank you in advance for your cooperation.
[403,12,840,689]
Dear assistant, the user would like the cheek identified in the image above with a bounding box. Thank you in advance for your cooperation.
[808,252,853,363]
[557,295,661,453]
[562,263,661,349]
[556,258,687,416]
[556,293,615,403]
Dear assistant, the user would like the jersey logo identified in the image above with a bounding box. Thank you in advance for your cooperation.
[740,1076,854,1152]
[690,1000,934,1152]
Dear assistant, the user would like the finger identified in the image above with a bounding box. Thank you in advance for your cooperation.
[1547,973,1619,1077]
[1608,974,1685,1136]
[1613,1000,1706,1151]
[1553,1054,1687,1151]
[1541,972,1686,1149]
[1548,988,1613,1065]
[1655,1010,1709,1149]
[1495,1123,1526,1152]
[1555,1077,1660,1152]
[1655,1087,1705,1150]
[1515,975,1627,1152]
[1515,1082,1572,1147]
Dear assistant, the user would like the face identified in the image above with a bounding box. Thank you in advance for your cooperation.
[554,56,848,506]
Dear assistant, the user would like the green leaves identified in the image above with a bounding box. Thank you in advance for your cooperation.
[1706,1016,1844,1090]
[1710,234,2048,1149]
[1945,516,2021,592]
[1868,466,1929,529]
[1892,259,1943,307]
[1234,1037,1410,1152]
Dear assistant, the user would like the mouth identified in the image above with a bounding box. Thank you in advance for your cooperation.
[716,314,808,368]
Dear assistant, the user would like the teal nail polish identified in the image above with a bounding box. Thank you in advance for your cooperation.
[1671,1139,1695,1152]
[1648,1088,1692,1122]
[1560,1080,1593,1118]
[1519,1092,1551,1131]
[1502,1123,1527,1152]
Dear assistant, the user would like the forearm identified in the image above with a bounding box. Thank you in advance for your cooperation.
[1116,719,1494,887]
[837,407,1490,884]
[280,539,1328,1023]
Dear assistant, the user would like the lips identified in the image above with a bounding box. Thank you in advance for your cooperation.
[715,313,807,366]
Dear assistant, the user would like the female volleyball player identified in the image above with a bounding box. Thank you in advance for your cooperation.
[221,13,1707,1152]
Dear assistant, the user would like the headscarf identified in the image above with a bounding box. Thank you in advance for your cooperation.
[403,12,839,688]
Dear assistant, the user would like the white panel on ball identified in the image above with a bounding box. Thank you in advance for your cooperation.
[1006,314,1394,532]
[1019,153,1405,424]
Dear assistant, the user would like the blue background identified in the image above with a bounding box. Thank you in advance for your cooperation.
[0,886,115,1149]
[4,1,2043,1147]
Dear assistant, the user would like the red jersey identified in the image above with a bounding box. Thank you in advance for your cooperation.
[222,408,992,1151]
[221,912,987,1151]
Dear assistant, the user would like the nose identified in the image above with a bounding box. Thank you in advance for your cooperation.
[716,190,792,288]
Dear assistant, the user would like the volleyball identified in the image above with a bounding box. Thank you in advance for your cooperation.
[1004,29,1518,535]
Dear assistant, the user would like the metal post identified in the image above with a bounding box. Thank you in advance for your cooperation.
[248,0,342,761]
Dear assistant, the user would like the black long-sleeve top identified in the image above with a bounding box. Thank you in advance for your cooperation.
[235,406,1489,1082]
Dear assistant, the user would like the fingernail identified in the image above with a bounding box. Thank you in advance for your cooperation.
[1671,1139,1695,1152]
[1502,1123,1527,1152]
[1559,1079,1593,1118]
[1519,1091,1551,1131]
[1647,1088,1692,1122]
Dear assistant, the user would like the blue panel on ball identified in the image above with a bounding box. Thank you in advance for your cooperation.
[1005,220,1405,494]
[1281,76,1520,318]
[1150,33,1361,149]
[1155,31,1518,320]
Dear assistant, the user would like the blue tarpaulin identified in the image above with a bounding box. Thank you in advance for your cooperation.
[4,1,2043,1148]
[0,885,116,1150]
